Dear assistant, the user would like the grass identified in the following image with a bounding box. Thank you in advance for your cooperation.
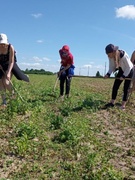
[0,74,135,180]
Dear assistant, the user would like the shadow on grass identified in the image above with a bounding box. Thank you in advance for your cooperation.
[47,93,57,98]
[26,95,55,104]
[72,97,106,112]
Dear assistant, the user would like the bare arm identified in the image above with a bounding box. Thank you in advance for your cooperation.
[6,44,14,80]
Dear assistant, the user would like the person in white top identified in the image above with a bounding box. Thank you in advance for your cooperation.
[104,44,133,110]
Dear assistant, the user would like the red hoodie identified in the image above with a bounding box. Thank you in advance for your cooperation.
[59,45,74,66]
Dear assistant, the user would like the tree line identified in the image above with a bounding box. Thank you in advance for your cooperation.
[23,68,105,77]
[23,69,54,75]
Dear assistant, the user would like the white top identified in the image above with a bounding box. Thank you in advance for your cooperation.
[107,51,133,77]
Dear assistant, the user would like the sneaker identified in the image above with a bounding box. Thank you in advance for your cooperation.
[11,94,16,100]
[59,95,64,101]
[105,102,114,108]
[119,106,125,111]
[65,94,69,98]
[0,103,7,109]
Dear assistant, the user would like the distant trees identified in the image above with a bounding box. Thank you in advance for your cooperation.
[95,71,102,77]
[23,69,54,75]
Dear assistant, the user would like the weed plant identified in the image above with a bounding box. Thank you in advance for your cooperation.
[0,75,134,179]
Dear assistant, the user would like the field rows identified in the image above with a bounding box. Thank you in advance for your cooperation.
[0,75,135,180]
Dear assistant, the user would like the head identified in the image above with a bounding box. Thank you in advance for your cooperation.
[0,33,8,44]
[62,45,69,51]
[105,44,119,58]
[61,45,69,56]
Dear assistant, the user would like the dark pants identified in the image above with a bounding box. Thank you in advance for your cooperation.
[112,67,133,101]
[60,76,72,96]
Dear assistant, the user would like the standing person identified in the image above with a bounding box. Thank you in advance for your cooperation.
[58,45,75,99]
[104,44,133,110]
[0,33,15,107]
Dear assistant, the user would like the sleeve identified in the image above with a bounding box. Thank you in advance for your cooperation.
[14,51,17,62]
[67,53,74,65]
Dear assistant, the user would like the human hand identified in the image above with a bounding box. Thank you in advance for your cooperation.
[104,74,109,79]
[119,77,124,81]
[6,72,11,81]
[58,71,61,77]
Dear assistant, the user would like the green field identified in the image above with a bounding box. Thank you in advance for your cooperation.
[0,75,135,180]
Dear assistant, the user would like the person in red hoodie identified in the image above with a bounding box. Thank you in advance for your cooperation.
[58,45,75,98]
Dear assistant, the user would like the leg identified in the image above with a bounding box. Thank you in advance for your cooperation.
[121,80,132,108]
[0,69,7,104]
[0,79,6,105]
[65,77,72,97]
[2,72,14,93]
[105,79,123,108]
[111,79,123,103]
[2,72,15,100]
[122,68,134,107]
[60,76,66,96]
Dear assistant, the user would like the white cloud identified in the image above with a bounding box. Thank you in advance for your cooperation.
[19,60,60,72]
[31,13,42,18]
[20,62,40,67]
[33,56,42,62]
[83,64,92,68]
[116,5,135,19]
[94,65,104,69]
[43,57,51,61]
[37,40,43,43]
[57,59,61,63]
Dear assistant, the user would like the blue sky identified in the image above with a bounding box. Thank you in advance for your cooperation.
[1,0,135,76]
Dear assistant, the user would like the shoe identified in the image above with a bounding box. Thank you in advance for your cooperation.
[65,94,69,98]
[105,102,114,108]
[0,104,7,109]
[119,106,125,111]
[11,94,16,99]
[59,95,64,101]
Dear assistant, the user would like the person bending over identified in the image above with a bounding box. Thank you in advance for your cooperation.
[58,45,75,99]
[104,44,133,110]
[0,33,15,107]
